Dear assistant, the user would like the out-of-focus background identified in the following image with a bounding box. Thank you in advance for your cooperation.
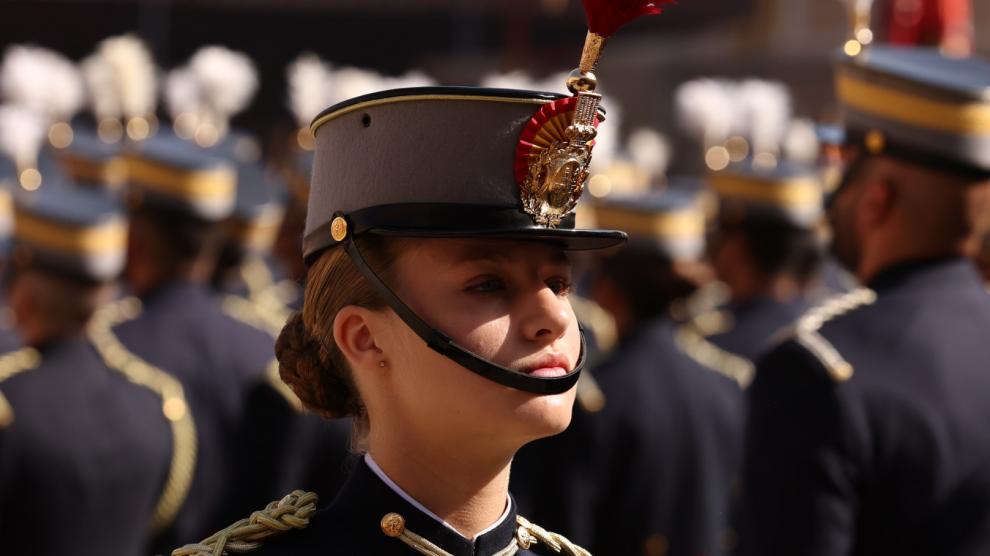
[3,0,987,175]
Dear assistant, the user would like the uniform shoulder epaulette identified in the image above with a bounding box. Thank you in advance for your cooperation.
[221,296,306,412]
[575,371,606,414]
[569,295,618,355]
[674,322,755,389]
[171,490,318,556]
[784,287,877,383]
[87,296,198,533]
[515,515,591,556]
[0,348,42,429]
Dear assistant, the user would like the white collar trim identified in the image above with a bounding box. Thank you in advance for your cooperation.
[364,454,512,541]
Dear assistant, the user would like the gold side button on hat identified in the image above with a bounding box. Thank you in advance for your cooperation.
[331,216,348,242]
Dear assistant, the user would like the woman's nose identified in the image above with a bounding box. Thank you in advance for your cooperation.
[519,286,572,342]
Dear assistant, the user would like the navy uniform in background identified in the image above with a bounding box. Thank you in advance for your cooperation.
[0,171,179,555]
[513,189,748,556]
[0,161,22,353]
[698,162,827,361]
[740,47,990,555]
[208,130,354,519]
[105,132,278,550]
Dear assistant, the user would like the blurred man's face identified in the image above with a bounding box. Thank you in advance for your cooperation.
[828,149,868,273]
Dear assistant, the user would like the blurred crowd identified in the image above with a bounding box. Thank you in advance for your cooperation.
[0,0,988,555]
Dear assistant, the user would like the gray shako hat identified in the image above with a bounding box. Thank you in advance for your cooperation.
[306,88,625,396]
[300,2,678,395]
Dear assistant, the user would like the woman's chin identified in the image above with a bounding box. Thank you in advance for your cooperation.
[506,389,576,440]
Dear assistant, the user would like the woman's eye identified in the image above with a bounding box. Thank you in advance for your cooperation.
[467,278,504,293]
[547,277,572,296]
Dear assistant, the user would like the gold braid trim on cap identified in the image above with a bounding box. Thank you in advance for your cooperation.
[0,348,42,428]
[516,515,592,556]
[171,490,318,556]
[88,297,198,534]
[784,287,877,383]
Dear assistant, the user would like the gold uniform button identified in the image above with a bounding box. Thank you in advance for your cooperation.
[380,512,406,537]
[643,533,669,556]
[330,216,348,242]
[865,130,886,155]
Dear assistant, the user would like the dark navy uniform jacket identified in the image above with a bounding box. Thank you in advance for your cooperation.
[211,264,353,519]
[740,258,990,556]
[513,317,744,556]
[234,457,587,555]
[113,280,275,549]
[0,337,171,556]
[706,296,809,362]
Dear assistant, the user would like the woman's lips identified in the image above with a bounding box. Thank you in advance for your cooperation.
[519,354,571,378]
[526,366,569,378]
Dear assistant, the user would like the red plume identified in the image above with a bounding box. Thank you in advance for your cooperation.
[581,0,674,38]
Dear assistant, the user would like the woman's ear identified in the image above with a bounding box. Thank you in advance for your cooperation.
[332,305,385,372]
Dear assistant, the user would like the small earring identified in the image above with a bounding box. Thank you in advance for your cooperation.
[378,360,387,368]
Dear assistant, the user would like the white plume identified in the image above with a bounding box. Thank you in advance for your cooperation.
[480,70,569,94]
[380,70,436,91]
[627,128,671,178]
[1,45,84,122]
[783,118,821,165]
[589,102,622,173]
[0,105,47,169]
[163,67,200,121]
[739,79,792,157]
[81,52,121,121]
[328,66,385,105]
[96,35,158,120]
[287,53,334,128]
[675,78,738,148]
[188,45,258,124]
[480,70,540,90]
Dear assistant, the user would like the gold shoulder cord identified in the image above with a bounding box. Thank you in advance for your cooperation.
[787,287,877,383]
[87,297,198,534]
[171,490,318,556]
[568,295,616,413]
[0,348,43,428]
[515,516,592,556]
[674,322,756,389]
[220,260,304,412]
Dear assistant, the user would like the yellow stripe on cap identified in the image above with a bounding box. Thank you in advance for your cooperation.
[592,204,705,241]
[124,155,235,203]
[836,73,990,136]
[58,154,127,189]
[13,211,126,256]
[226,207,284,252]
[708,173,822,209]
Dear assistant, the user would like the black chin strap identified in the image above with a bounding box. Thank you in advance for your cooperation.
[342,236,585,395]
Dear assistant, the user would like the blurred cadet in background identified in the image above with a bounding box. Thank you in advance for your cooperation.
[0,124,179,555]
[675,77,829,363]
[701,160,826,361]
[513,185,749,556]
[67,36,277,550]
[740,38,990,555]
[0,159,20,353]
